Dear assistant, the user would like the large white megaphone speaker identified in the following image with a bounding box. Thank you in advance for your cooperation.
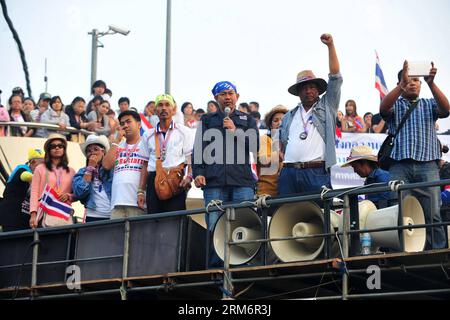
[269,202,340,262]
[364,195,426,252]
[213,208,263,265]
[334,200,378,234]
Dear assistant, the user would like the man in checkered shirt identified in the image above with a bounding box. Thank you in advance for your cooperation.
[380,60,450,249]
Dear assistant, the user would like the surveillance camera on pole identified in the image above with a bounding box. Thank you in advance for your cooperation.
[108,25,130,36]
[89,25,130,89]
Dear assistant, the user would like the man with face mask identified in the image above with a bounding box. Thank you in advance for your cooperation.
[278,33,342,195]
[380,61,450,249]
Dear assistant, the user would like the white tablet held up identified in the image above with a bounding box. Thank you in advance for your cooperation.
[408,61,432,77]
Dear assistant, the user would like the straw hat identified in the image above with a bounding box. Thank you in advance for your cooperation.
[264,105,289,129]
[288,70,328,96]
[341,145,378,167]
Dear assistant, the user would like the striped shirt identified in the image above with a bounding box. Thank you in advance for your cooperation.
[385,97,444,161]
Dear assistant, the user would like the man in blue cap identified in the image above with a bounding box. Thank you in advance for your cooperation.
[193,81,259,267]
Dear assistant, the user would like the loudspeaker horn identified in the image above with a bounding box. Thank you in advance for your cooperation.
[358,200,378,229]
[365,195,426,252]
[213,207,263,265]
[269,201,340,262]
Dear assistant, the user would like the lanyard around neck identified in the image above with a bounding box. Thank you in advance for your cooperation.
[300,107,313,132]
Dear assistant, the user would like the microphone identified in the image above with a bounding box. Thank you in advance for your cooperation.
[224,107,231,118]
[223,107,231,128]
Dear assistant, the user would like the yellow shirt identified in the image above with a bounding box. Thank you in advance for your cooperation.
[257,135,282,197]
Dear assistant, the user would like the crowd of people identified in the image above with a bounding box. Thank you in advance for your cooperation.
[1,33,449,263]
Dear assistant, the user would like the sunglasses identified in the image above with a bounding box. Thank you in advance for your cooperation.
[49,144,65,150]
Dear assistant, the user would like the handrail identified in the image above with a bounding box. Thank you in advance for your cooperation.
[2,177,450,239]
[2,178,450,300]
[0,121,95,136]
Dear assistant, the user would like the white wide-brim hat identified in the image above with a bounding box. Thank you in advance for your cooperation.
[80,134,110,157]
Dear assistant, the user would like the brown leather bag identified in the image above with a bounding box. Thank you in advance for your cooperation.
[154,133,185,200]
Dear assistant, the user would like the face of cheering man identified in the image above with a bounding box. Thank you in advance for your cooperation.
[298,83,319,109]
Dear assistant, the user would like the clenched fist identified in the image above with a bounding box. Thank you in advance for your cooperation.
[320,33,334,46]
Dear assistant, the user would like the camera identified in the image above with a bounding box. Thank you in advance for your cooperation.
[108,25,130,36]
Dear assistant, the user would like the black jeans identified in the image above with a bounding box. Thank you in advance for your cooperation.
[146,172,187,214]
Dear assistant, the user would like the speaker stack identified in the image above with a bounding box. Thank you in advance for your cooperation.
[211,195,427,265]
[268,201,340,262]
[212,208,263,266]
[364,195,426,252]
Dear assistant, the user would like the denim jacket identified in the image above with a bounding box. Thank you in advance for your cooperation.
[279,73,343,170]
[72,166,113,210]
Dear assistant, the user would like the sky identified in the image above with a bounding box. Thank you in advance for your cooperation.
[1,0,450,130]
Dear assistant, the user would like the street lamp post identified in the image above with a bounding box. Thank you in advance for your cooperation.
[88,25,130,91]
[165,0,172,94]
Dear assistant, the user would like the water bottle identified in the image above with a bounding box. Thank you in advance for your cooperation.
[361,231,372,255]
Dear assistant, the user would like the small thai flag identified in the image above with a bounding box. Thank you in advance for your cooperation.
[375,51,389,100]
[37,185,73,222]
[355,117,364,129]
[140,113,153,136]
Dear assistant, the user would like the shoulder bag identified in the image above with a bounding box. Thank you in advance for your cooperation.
[154,132,185,201]
[378,101,418,170]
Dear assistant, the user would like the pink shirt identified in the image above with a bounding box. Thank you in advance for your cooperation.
[0,106,9,136]
[30,163,75,213]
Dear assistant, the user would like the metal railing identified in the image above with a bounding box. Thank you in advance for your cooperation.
[1,121,95,136]
[1,178,450,300]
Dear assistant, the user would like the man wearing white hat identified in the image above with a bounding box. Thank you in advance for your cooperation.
[279,33,342,196]
[342,145,394,207]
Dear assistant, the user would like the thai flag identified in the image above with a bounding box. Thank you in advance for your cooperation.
[37,185,73,222]
[375,51,389,100]
[140,113,153,136]
[355,117,364,129]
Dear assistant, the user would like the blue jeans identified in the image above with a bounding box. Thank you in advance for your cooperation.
[278,167,331,196]
[390,160,446,249]
[203,186,255,267]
